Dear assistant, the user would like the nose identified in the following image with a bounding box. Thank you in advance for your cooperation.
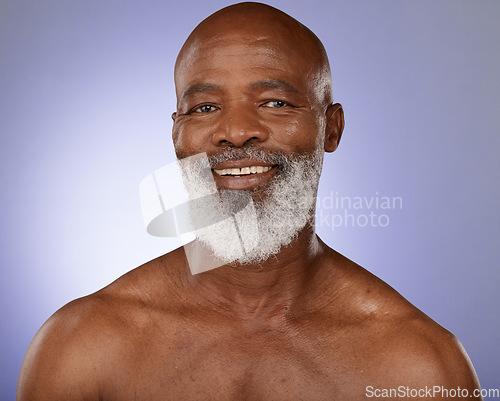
[211,106,269,147]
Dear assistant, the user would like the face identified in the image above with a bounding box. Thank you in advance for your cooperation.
[171,26,342,265]
[172,31,333,194]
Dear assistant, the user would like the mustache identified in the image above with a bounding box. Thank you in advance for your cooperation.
[207,146,297,167]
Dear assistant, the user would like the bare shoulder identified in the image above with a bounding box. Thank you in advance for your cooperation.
[376,313,482,398]
[17,248,186,401]
[322,249,482,399]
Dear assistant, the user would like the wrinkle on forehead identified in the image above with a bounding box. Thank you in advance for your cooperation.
[175,2,333,106]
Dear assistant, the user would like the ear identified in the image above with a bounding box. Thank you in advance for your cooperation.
[171,112,178,145]
[324,103,344,153]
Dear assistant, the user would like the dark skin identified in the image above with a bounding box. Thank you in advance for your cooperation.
[17,3,481,400]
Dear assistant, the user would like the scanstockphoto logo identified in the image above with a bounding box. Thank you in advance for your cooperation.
[316,191,403,230]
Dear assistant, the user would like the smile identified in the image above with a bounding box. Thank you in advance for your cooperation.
[214,166,272,176]
[211,163,278,191]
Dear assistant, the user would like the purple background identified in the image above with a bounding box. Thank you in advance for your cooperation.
[1,1,499,399]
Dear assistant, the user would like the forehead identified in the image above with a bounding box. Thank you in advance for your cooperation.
[175,33,320,98]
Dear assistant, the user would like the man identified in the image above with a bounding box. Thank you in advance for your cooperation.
[17,2,481,400]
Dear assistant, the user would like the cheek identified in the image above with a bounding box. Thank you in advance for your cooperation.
[172,118,213,158]
[284,118,300,137]
[279,113,322,152]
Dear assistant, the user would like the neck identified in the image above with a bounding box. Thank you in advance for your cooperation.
[184,223,326,320]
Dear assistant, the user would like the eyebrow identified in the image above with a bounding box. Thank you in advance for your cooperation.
[180,79,300,102]
[180,83,221,101]
[249,79,300,94]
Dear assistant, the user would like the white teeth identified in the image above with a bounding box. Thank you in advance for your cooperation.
[214,166,271,176]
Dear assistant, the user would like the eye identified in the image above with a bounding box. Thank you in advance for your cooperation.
[193,104,218,113]
[263,100,288,108]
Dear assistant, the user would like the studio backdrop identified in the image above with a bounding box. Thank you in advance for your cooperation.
[1,1,499,399]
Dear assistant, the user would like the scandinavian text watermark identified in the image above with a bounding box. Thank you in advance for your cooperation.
[316,191,403,231]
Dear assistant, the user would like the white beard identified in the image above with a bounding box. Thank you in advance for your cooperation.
[180,145,324,266]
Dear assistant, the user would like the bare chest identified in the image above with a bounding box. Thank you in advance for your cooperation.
[102,325,371,401]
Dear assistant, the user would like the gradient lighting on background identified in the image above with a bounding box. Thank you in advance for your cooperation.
[1,1,499,399]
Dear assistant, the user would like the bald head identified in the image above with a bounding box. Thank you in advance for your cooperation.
[175,2,334,107]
